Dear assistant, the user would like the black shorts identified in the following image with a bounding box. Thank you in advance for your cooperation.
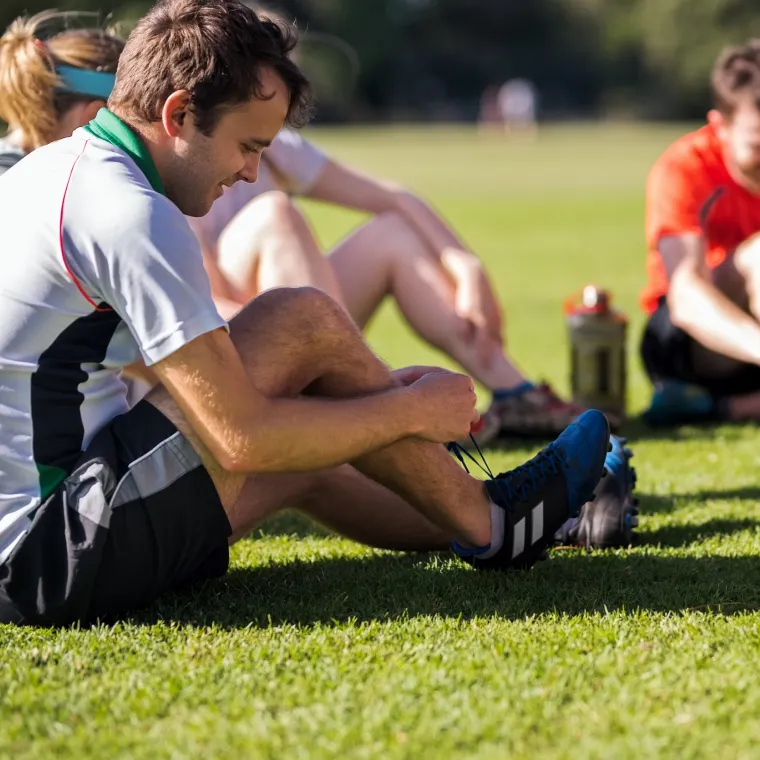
[0,401,231,626]
[641,297,760,397]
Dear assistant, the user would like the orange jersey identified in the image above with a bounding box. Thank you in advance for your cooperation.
[642,124,760,313]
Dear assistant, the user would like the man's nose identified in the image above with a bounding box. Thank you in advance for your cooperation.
[239,154,261,184]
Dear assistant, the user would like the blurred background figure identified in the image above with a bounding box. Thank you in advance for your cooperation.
[496,78,539,138]
[0,11,122,174]
[0,1,758,128]
[477,84,501,133]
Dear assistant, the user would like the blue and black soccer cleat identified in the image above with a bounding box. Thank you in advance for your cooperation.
[553,434,638,549]
[450,409,610,571]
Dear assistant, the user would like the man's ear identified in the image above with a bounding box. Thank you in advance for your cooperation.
[708,108,725,130]
[161,90,193,138]
[708,108,732,142]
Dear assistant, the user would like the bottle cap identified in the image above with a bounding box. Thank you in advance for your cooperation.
[581,286,609,312]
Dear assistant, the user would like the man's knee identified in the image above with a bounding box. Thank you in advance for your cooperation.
[232,286,355,344]
[367,211,427,258]
[732,234,760,292]
[219,192,306,253]
[252,190,307,231]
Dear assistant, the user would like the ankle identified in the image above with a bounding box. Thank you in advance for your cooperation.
[456,486,496,547]
[493,381,534,400]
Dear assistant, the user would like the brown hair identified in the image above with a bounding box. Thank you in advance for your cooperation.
[109,0,313,135]
[711,39,760,117]
[0,11,124,149]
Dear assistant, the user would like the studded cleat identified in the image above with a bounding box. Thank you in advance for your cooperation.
[553,434,638,549]
[451,410,610,570]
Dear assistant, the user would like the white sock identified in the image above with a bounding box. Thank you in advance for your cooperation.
[473,500,506,560]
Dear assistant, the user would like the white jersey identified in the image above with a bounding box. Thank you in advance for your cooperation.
[0,110,226,564]
[188,129,328,251]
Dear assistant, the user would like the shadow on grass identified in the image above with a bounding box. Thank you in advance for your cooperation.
[641,517,760,547]
[133,550,760,629]
[254,487,760,542]
[614,415,760,445]
[637,487,760,515]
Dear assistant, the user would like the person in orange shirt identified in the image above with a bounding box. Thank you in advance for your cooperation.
[641,39,760,425]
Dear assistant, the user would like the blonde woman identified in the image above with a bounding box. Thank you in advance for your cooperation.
[0,11,123,174]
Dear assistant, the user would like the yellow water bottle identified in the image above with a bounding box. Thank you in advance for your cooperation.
[565,285,628,426]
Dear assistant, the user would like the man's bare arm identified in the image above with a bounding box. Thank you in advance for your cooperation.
[150,327,478,474]
[663,234,760,365]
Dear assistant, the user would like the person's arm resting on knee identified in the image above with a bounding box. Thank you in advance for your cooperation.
[661,234,760,364]
[151,326,477,474]
[649,157,760,365]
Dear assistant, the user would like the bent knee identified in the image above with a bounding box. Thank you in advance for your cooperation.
[237,285,350,332]
[221,191,305,245]
[365,211,426,256]
[250,190,305,228]
[734,233,760,280]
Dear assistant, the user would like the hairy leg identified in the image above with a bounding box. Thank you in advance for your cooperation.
[228,464,449,550]
[147,286,492,548]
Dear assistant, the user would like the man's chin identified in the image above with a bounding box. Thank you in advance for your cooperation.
[178,197,215,218]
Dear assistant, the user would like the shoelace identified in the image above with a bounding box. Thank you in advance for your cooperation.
[447,435,565,505]
[447,435,495,479]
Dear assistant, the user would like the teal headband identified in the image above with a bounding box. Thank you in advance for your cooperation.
[55,65,115,100]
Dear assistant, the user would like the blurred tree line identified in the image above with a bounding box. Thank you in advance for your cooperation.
[2,0,759,122]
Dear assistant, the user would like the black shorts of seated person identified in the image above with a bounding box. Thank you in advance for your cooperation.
[641,296,760,397]
[0,400,231,626]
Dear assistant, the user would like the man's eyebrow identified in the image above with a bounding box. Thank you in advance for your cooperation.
[243,138,272,150]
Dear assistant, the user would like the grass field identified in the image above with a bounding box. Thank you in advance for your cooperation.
[5,123,760,759]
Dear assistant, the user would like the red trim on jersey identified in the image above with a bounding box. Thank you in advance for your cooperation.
[59,139,112,313]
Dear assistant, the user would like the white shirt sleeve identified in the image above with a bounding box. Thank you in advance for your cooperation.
[70,191,227,366]
[264,130,329,195]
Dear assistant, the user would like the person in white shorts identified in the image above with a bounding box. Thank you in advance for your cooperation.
[0,0,610,626]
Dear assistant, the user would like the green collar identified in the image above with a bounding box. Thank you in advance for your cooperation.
[83,108,166,196]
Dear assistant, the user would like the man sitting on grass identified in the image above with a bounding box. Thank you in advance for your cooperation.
[0,0,610,626]
[641,39,760,425]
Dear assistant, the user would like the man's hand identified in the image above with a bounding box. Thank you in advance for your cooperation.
[392,365,456,386]
[448,253,504,368]
[406,371,480,443]
[151,327,460,474]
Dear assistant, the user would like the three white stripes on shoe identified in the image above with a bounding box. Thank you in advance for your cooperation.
[513,501,544,559]
[478,500,545,561]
